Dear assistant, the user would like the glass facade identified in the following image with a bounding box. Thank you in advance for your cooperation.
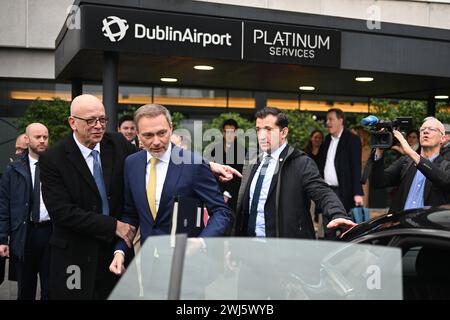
[0,80,378,119]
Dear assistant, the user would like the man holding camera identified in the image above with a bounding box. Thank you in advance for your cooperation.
[371,117,450,213]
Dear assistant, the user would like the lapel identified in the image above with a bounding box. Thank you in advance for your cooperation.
[267,145,290,199]
[334,129,347,167]
[423,156,442,201]
[157,145,183,221]
[14,155,32,195]
[133,150,153,222]
[65,135,100,197]
[323,135,332,155]
[242,157,262,204]
[100,134,114,194]
[402,164,417,201]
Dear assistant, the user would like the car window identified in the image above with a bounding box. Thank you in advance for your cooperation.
[391,237,450,300]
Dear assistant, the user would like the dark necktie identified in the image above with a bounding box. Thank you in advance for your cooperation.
[91,150,109,215]
[247,155,271,236]
[31,162,41,222]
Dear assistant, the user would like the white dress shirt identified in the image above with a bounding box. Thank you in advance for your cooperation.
[29,155,50,222]
[73,133,101,175]
[249,142,287,237]
[324,129,343,187]
[146,144,172,213]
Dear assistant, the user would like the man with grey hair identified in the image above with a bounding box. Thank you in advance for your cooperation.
[372,116,450,213]
[109,104,231,276]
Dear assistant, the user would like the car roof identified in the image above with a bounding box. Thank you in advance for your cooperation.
[342,205,450,242]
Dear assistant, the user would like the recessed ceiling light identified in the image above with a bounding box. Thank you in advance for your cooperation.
[299,86,315,91]
[194,65,214,71]
[355,77,374,82]
[160,77,178,82]
[434,95,449,99]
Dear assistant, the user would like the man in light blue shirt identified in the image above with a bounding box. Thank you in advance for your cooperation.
[372,117,450,213]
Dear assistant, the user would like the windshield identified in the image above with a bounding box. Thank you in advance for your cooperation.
[109,235,402,300]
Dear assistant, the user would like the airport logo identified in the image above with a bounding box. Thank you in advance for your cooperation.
[102,16,129,42]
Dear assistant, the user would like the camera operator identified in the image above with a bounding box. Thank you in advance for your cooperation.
[371,117,450,213]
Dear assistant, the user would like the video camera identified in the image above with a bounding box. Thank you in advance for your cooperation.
[361,115,413,149]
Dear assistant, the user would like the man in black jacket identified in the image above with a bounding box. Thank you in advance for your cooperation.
[371,117,450,213]
[317,108,364,213]
[233,107,355,239]
[39,94,242,299]
[39,94,137,299]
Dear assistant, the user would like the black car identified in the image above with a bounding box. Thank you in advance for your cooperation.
[341,205,450,300]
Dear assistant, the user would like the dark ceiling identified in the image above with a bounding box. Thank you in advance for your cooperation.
[58,50,450,101]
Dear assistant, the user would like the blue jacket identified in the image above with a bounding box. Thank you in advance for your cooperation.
[116,145,231,254]
[0,151,33,261]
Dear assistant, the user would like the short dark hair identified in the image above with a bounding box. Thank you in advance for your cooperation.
[255,107,288,129]
[118,114,134,128]
[327,108,345,122]
[222,119,238,130]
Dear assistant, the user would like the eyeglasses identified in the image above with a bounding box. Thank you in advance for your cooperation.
[419,126,444,135]
[73,116,108,127]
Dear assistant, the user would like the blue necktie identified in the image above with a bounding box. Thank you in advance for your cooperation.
[91,150,109,215]
[31,162,40,222]
[247,156,271,236]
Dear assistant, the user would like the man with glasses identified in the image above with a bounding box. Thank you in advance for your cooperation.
[371,117,450,213]
[39,94,137,299]
[39,94,241,299]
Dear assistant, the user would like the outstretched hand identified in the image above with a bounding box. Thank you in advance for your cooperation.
[209,162,243,182]
[326,218,357,231]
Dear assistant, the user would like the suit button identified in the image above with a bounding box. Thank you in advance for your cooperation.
[25,203,28,207]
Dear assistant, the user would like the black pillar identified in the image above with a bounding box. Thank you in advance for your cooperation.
[427,97,436,116]
[254,91,267,111]
[71,79,82,100]
[103,52,119,132]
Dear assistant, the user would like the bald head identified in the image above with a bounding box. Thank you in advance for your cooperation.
[69,94,107,149]
[15,133,27,155]
[24,122,49,159]
[70,94,104,116]
[25,123,48,136]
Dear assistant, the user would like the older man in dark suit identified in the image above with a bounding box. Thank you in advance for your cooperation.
[317,108,364,239]
[39,94,137,299]
[318,108,364,213]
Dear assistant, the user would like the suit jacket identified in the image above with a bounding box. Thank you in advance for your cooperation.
[116,145,231,254]
[0,151,33,261]
[234,145,348,238]
[318,128,364,212]
[372,153,450,213]
[40,132,134,300]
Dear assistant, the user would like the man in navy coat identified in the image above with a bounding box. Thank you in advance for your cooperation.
[0,123,51,299]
